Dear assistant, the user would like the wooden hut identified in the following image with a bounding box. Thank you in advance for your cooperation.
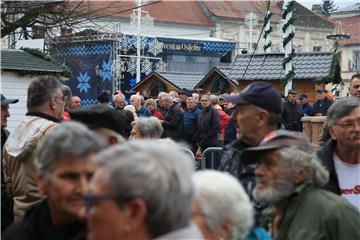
[131,71,205,97]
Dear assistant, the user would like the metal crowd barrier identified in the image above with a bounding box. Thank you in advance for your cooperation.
[200,147,224,170]
[181,148,197,169]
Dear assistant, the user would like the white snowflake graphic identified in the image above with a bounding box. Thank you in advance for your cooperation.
[76,72,91,93]
[100,60,112,81]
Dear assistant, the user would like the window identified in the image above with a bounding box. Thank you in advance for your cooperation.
[313,46,321,52]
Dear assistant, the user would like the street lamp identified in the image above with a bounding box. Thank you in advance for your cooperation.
[326,21,350,49]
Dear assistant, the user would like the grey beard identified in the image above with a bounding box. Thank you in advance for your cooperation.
[253,176,294,205]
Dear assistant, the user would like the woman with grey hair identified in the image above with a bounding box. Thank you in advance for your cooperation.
[130,116,164,139]
[3,121,107,239]
[192,170,254,240]
[145,98,164,120]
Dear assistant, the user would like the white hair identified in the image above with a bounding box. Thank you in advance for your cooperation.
[36,121,107,178]
[280,147,329,187]
[92,140,194,238]
[193,170,254,240]
[124,105,138,120]
[163,94,174,103]
[132,117,163,138]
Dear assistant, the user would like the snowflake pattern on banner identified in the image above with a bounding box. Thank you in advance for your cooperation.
[127,57,137,75]
[140,36,148,50]
[141,58,152,75]
[155,59,167,72]
[142,12,154,27]
[148,38,163,56]
[100,60,112,81]
[77,72,91,93]
[119,36,131,53]
[129,77,137,87]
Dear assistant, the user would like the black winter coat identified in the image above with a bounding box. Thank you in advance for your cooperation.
[2,199,86,240]
[162,103,184,140]
[316,139,341,195]
[312,97,333,116]
[281,101,304,131]
[196,106,220,147]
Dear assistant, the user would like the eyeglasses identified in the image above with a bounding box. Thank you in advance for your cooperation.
[335,119,360,130]
[54,95,67,102]
[83,193,135,213]
[83,192,117,213]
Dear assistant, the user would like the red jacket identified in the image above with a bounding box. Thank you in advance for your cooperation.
[152,110,164,120]
[214,104,229,140]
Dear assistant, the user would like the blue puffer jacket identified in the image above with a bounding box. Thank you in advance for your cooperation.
[183,108,200,137]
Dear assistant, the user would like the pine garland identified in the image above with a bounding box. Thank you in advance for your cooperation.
[281,17,295,33]
[281,1,294,19]
[281,70,296,86]
[282,48,295,69]
[281,0,295,87]
[263,10,273,53]
[315,51,341,84]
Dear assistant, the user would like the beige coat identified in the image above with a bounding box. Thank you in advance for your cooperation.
[2,116,57,220]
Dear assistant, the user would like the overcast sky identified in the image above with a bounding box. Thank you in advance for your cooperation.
[297,0,356,10]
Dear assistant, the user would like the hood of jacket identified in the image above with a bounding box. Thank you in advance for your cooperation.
[4,116,57,161]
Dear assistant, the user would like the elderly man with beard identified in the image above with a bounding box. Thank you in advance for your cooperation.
[241,130,360,240]
[2,121,107,240]
[317,97,360,210]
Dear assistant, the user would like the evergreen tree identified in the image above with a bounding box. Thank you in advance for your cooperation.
[321,0,338,16]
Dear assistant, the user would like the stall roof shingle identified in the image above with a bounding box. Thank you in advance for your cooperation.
[229,52,334,81]
[1,49,63,73]
[158,71,205,89]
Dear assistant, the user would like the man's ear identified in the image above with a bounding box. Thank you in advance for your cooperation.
[125,198,147,231]
[37,172,48,196]
[329,126,337,141]
[257,110,269,127]
[108,135,118,145]
[49,98,56,110]
[293,167,309,185]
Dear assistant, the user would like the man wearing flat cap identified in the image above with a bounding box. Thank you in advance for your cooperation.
[219,82,282,225]
[70,104,127,145]
[281,89,304,131]
[1,94,18,230]
[241,130,360,240]
[312,88,333,116]
[298,93,313,116]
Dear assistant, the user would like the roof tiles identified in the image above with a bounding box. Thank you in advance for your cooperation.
[158,71,205,89]
[1,49,64,73]
[229,52,334,81]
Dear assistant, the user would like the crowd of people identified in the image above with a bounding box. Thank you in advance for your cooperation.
[0,72,359,240]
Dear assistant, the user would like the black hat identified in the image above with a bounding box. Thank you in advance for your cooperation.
[224,82,282,114]
[288,89,297,95]
[299,93,308,99]
[241,130,313,165]
[97,92,110,103]
[179,88,192,97]
[70,105,127,137]
[1,94,19,106]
